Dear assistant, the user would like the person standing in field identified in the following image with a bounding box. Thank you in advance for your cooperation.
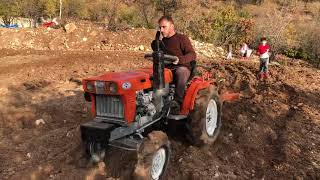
[257,37,270,80]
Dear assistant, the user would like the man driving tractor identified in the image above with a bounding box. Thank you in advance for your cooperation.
[79,15,238,180]
[151,16,197,113]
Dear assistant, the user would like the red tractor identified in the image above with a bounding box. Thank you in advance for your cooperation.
[80,32,239,179]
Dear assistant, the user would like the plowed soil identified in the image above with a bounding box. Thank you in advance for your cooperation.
[0,29,319,180]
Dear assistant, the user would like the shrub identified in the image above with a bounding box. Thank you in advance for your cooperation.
[118,7,143,28]
[86,1,108,21]
[178,4,254,49]
[283,48,311,60]
[40,0,59,18]
[172,0,207,35]
[187,16,213,42]
[210,5,255,47]
[63,0,87,18]
[298,22,320,66]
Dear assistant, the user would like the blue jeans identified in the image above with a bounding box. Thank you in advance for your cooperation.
[259,58,269,73]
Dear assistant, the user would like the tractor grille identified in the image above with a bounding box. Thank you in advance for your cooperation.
[96,95,124,119]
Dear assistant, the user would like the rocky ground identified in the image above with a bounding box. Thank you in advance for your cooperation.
[0,25,319,179]
[0,22,226,59]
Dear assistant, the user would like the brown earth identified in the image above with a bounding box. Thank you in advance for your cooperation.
[0,27,319,180]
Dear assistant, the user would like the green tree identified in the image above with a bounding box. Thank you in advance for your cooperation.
[40,0,59,18]
[20,0,42,27]
[210,5,254,47]
[63,0,86,18]
[0,0,23,25]
[155,0,179,16]
[21,0,41,20]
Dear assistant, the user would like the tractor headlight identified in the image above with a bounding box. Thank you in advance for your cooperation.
[86,81,94,92]
[109,82,117,93]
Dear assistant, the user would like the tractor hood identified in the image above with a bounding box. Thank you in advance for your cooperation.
[82,68,173,94]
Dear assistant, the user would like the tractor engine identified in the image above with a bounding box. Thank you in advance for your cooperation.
[135,90,157,126]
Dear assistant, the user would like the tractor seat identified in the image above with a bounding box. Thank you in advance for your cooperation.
[187,60,197,82]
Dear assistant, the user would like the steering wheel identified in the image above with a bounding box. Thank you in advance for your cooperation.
[144,53,178,65]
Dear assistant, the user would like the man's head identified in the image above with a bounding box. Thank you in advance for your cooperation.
[158,16,175,38]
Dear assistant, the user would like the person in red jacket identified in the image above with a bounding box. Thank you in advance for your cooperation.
[257,37,271,80]
[151,16,197,113]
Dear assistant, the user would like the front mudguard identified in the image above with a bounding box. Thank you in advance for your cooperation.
[80,119,142,151]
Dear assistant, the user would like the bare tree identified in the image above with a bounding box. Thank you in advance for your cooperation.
[254,5,296,61]
[136,0,156,28]
[22,0,42,27]
[107,2,117,31]
[155,0,178,16]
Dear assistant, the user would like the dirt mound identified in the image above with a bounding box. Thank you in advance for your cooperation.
[167,59,320,179]
[0,24,155,51]
[0,23,227,60]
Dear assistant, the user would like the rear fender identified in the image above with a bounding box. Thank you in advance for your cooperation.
[180,77,212,115]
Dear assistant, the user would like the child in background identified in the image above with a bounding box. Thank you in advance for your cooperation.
[240,43,248,60]
[257,37,270,80]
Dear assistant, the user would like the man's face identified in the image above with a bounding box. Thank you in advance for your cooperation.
[159,19,175,38]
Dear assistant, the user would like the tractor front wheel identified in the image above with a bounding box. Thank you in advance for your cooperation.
[86,141,106,163]
[133,131,171,180]
[189,85,222,146]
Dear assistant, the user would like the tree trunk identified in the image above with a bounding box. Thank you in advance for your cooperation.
[107,2,118,31]
[142,5,150,27]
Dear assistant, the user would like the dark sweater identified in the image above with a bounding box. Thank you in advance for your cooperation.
[152,33,196,69]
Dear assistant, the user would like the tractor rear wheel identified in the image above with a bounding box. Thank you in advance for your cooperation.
[189,85,222,146]
[133,131,171,180]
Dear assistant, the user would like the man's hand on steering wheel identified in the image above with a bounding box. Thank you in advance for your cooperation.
[144,53,179,65]
[172,58,179,65]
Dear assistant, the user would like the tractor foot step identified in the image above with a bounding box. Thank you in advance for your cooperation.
[167,114,187,120]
